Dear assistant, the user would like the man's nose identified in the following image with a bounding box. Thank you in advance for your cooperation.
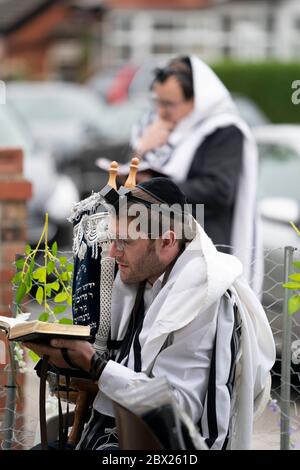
[109,241,117,257]
[109,241,122,257]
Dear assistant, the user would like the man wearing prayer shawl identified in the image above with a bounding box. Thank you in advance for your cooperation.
[26,178,275,450]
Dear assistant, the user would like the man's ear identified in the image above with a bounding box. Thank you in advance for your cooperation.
[161,230,177,248]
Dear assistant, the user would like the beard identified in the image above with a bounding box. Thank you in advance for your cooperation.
[118,242,165,284]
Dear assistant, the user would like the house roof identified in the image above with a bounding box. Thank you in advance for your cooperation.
[0,0,61,34]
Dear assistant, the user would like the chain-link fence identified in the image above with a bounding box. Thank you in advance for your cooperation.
[0,246,300,450]
[0,249,73,450]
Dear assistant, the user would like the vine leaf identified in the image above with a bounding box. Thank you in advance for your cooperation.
[47,260,55,275]
[16,282,26,304]
[54,292,68,303]
[51,241,58,257]
[288,295,300,316]
[36,286,44,305]
[33,267,46,283]
[12,272,22,284]
[39,312,49,322]
[53,305,67,315]
[282,281,300,290]
[15,258,25,270]
[288,273,300,282]
[29,350,40,362]
[59,318,73,325]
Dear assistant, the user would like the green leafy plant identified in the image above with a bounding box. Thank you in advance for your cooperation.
[282,222,300,316]
[12,214,73,361]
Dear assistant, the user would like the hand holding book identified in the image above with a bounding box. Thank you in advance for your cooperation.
[24,338,96,374]
[0,314,105,379]
[0,315,91,343]
[25,336,108,383]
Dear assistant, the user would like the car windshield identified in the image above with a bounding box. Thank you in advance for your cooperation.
[0,106,31,153]
[93,99,148,141]
[258,143,300,204]
[9,87,105,121]
[233,95,269,128]
[8,85,146,141]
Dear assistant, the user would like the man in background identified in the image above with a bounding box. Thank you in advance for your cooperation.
[130,56,261,293]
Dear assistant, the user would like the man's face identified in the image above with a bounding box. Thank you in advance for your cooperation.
[109,218,165,284]
[152,75,194,125]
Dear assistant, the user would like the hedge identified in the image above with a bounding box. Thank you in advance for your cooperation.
[211,61,300,124]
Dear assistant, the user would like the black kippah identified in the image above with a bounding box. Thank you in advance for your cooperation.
[137,178,187,209]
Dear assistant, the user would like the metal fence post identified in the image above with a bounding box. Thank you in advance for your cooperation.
[2,255,20,449]
[280,246,295,450]
[2,344,17,449]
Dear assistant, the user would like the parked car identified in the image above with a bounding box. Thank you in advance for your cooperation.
[88,64,139,104]
[0,104,79,246]
[232,93,269,128]
[65,96,148,197]
[254,124,300,353]
[7,82,148,198]
[7,82,116,164]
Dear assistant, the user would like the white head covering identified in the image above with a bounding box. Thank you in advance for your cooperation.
[190,55,238,119]
[132,56,262,293]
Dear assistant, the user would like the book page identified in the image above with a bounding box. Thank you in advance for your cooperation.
[8,320,90,341]
[0,313,31,330]
[34,322,90,335]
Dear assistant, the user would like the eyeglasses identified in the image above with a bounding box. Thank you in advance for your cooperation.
[150,95,186,111]
[111,234,154,252]
[111,238,135,252]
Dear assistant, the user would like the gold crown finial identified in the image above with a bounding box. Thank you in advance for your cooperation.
[124,157,140,189]
[107,161,119,190]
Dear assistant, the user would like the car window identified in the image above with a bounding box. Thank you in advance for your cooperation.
[258,143,300,204]
[7,86,146,141]
[96,99,148,141]
[0,106,31,154]
[9,88,104,121]
[232,95,269,128]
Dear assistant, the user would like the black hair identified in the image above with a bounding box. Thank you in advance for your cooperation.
[151,56,194,100]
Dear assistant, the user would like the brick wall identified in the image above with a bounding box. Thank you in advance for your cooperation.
[0,148,32,449]
[0,146,32,328]
[0,147,32,318]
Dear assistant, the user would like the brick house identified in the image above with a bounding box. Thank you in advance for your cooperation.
[0,0,105,80]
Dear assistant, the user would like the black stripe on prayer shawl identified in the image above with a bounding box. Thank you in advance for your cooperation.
[226,304,241,397]
[133,299,145,372]
[202,293,240,450]
[116,282,146,366]
[221,302,241,450]
[204,331,218,449]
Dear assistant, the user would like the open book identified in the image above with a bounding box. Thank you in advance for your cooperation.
[0,315,91,343]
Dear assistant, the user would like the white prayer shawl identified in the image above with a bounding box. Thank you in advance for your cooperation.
[131,56,262,293]
[94,222,275,449]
